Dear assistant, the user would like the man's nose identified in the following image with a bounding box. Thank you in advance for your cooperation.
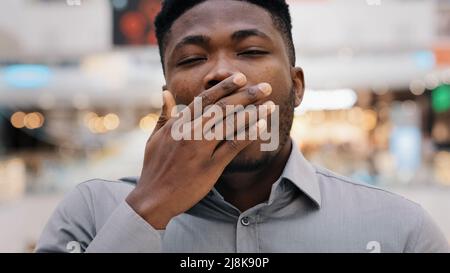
[203,60,240,90]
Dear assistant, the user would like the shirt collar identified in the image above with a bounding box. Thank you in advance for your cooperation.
[281,140,322,208]
[209,139,322,209]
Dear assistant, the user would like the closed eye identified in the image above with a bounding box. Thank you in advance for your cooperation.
[176,56,207,67]
[238,50,269,56]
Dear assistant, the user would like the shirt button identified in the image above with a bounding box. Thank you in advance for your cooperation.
[241,217,250,226]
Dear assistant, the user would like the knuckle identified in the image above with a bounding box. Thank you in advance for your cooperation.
[221,80,236,92]
[228,140,240,151]
[200,93,214,106]
[215,99,228,110]
[246,87,258,100]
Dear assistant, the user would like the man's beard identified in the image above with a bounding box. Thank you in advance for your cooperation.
[222,88,296,173]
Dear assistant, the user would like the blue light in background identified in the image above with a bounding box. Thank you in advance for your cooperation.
[413,50,435,70]
[390,126,422,172]
[2,64,51,89]
[112,0,128,11]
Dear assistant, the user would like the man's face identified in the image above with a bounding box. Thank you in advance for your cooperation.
[162,0,304,172]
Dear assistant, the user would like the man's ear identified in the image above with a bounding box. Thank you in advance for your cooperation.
[291,67,305,107]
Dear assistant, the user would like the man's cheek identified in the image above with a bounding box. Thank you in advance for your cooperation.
[264,85,288,106]
[169,80,200,105]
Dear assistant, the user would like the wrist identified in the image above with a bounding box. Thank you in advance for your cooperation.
[126,189,174,229]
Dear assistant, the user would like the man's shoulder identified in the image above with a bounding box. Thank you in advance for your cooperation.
[312,165,423,214]
[76,177,137,191]
[310,165,449,252]
[73,177,136,206]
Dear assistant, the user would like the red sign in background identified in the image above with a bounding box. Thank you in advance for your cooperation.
[112,0,162,46]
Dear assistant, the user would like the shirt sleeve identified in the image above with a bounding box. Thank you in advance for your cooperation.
[405,206,450,253]
[35,184,163,253]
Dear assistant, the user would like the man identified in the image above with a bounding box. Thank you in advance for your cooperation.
[36,0,449,253]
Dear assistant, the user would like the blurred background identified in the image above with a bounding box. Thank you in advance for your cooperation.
[0,0,449,252]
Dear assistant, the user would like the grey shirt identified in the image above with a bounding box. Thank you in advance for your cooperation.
[35,141,449,253]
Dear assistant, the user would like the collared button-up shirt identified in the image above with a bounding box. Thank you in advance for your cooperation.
[36,141,449,253]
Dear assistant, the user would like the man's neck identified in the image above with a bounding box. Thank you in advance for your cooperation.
[216,139,293,212]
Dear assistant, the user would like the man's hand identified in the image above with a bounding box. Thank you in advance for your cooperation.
[125,73,275,229]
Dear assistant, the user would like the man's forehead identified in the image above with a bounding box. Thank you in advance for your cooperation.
[167,0,275,45]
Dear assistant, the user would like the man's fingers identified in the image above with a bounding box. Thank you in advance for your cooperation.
[201,100,275,143]
[180,100,274,148]
[200,83,272,128]
[212,119,267,165]
[181,73,247,121]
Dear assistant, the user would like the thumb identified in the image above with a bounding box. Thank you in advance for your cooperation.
[162,90,176,119]
[153,90,176,134]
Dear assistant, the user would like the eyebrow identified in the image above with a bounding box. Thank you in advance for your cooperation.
[173,35,211,52]
[172,29,271,53]
[231,29,271,42]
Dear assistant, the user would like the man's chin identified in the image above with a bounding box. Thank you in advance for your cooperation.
[222,141,278,173]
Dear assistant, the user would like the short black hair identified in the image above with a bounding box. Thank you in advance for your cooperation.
[154,0,296,71]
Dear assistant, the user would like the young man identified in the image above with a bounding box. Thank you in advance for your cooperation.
[36,0,449,253]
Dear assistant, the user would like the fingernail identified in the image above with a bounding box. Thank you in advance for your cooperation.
[258,83,272,95]
[233,73,247,85]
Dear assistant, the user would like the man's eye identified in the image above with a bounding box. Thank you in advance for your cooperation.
[238,50,269,56]
[176,57,206,66]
